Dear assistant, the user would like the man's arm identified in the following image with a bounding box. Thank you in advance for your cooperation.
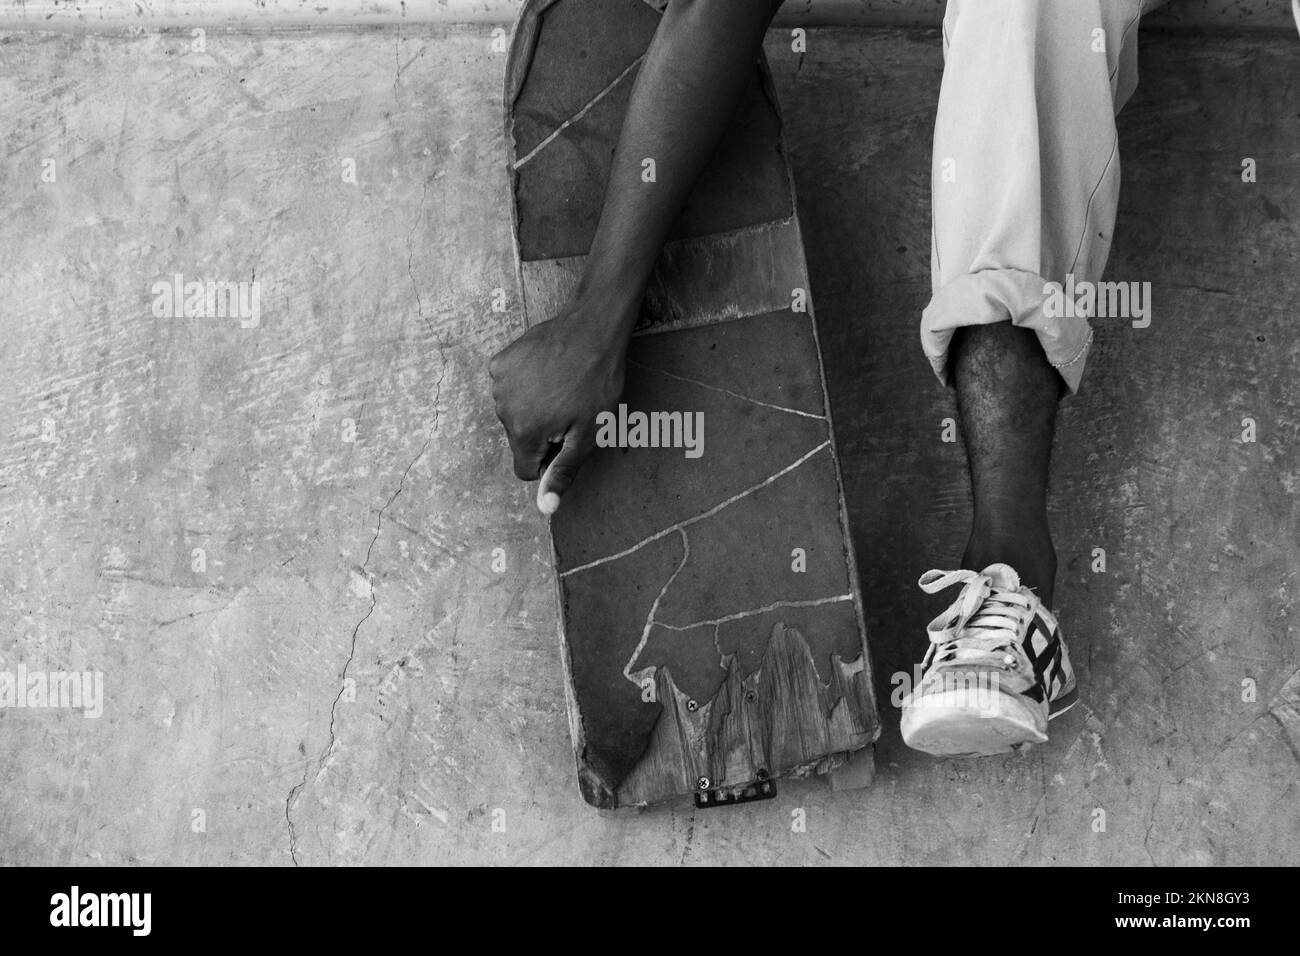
[490,0,785,513]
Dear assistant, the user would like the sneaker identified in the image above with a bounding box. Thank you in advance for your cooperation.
[900,563,1078,757]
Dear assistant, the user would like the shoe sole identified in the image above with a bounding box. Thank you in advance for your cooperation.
[901,682,1077,757]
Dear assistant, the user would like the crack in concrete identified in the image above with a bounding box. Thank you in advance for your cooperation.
[1007,707,1091,863]
[285,440,430,864]
[1009,750,1050,864]
[512,55,645,170]
[1266,667,1300,768]
[561,440,831,577]
[393,31,403,95]
[1269,712,1300,769]
[1143,782,1164,866]
[284,173,449,865]
[1199,668,1300,772]
[406,177,434,335]
[628,360,826,420]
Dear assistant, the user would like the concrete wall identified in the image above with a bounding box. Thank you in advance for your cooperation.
[0,0,1295,32]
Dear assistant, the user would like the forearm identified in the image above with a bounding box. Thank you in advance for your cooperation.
[573,0,784,347]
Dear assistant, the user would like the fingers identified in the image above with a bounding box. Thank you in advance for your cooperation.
[489,339,602,512]
[537,431,593,515]
[504,429,551,482]
[490,348,541,478]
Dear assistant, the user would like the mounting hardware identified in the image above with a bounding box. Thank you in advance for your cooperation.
[744,690,757,703]
[686,699,699,712]
[696,776,711,790]
[693,776,778,809]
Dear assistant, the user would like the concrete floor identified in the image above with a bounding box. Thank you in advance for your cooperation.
[0,24,1296,865]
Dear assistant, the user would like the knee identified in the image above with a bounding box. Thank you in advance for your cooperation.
[951,323,1064,395]
[953,322,1042,363]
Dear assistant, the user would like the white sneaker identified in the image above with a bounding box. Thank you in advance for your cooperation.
[901,563,1078,757]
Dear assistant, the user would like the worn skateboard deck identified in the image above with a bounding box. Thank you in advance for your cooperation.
[505,0,880,809]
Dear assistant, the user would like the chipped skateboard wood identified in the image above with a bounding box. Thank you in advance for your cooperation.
[506,0,880,808]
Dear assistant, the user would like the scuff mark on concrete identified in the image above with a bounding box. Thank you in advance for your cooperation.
[677,804,696,865]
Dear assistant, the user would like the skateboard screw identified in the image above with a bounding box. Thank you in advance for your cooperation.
[686,699,699,712]
[696,776,710,791]
[757,768,770,782]
[744,690,757,703]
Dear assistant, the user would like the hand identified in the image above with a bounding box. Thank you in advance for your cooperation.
[488,310,627,514]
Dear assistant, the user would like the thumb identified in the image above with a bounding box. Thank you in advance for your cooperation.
[536,431,592,515]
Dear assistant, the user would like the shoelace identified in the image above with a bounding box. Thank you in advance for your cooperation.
[918,569,1033,673]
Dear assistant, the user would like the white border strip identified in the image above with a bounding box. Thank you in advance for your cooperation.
[0,0,1293,32]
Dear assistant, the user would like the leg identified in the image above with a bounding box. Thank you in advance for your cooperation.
[923,0,1166,591]
[899,0,1169,756]
[952,323,1061,604]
